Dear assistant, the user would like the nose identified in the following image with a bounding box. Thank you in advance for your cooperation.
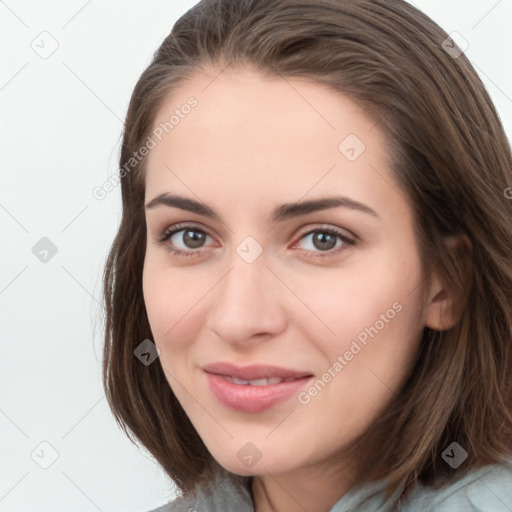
[206,250,288,347]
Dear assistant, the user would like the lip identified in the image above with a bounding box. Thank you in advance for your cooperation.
[202,362,313,380]
[202,362,314,413]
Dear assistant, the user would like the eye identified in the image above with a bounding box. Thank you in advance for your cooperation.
[155,224,216,257]
[292,226,356,258]
[154,223,356,259]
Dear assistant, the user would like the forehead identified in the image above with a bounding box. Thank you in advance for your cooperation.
[144,68,404,222]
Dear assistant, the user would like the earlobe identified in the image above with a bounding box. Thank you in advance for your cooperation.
[424,235,473,331]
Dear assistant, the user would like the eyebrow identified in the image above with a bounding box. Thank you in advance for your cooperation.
[145,193,380,223]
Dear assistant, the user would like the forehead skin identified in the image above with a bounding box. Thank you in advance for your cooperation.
[144,67,409,239]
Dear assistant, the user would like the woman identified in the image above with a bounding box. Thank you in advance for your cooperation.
[102,0,512,510]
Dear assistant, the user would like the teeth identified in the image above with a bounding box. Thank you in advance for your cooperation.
[227,376,287,386]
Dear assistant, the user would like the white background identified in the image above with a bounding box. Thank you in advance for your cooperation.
[1,1,511,511]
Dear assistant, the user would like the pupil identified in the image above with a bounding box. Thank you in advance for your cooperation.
[314,232,336,251]
[184,230,205,248]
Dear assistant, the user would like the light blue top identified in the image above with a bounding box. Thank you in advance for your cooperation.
[149,459,512,511]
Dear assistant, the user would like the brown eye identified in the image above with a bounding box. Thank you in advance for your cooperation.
[311,232,338,251]
[156,225,215,257]
[294,227,356,257]
[178,229,207,249]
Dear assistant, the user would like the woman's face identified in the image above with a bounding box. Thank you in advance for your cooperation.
[142,68,430,478]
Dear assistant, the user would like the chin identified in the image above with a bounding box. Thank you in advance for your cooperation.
[210,449,296,478]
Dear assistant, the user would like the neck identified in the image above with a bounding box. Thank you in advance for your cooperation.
[250,463,356,512]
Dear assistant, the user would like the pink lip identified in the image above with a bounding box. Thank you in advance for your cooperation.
[202,362,313,380]
[202,362,314,413]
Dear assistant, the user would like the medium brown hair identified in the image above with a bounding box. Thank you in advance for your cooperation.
[102,0,512,503]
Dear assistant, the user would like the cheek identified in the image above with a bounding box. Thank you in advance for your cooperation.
[142,261,188,348]
[293,288,423,441]
[142,260,210,368]
[293,255,424,373]
[291,265,406,336]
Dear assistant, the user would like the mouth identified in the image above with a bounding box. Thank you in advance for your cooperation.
[202,362,314,413]
[202,361,313,380]
[222,375,304,386]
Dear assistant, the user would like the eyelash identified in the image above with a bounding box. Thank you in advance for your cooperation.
[155,223,356,259]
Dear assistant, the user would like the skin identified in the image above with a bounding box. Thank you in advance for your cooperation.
[142,67,456,512]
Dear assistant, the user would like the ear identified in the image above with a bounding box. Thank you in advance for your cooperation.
[424,234,473,331]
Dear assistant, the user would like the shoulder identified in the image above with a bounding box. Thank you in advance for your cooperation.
[400,458,512,512]
[145,470,253,512]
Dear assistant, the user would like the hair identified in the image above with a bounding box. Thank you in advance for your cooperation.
[102,0,512,506]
